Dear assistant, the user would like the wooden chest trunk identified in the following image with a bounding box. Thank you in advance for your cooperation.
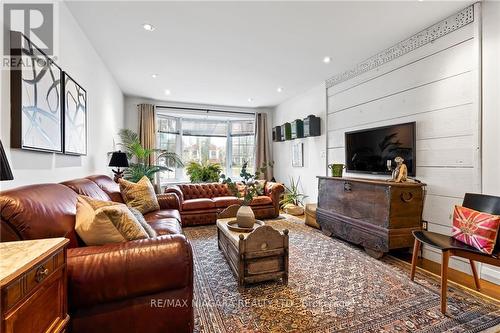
[217,219,289,286]
[317,177,426,258]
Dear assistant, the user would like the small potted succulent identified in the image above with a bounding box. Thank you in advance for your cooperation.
[220,161,270,228]
[280,177,308,215]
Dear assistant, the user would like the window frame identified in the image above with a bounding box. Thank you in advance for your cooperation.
[156,113,255,184]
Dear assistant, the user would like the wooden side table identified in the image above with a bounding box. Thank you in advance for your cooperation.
[0,238,70,333]
[217,218,289,286]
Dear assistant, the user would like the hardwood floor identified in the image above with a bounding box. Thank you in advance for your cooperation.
[393,251,500,301]
[291,214,500,301]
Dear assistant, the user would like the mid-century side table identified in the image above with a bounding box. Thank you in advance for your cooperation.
[0,238,69,333]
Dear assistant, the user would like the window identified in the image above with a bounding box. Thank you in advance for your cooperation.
[230,120,255,176]
[157,117,179,183]
[181,135,226,180]
[209,149,218,160]
[156,110,255,184]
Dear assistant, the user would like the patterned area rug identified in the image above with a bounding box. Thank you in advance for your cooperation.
[183,215,500,333]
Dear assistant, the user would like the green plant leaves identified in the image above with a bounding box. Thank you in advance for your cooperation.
[115,129,183,182]
[279,176,308,207]
[186,161,222,183]
[220,161,268,206]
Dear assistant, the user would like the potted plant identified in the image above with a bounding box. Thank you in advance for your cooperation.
[116,129,183,183]
[220,161,270,228]
[280,177,308,215]
[186,161,222,183]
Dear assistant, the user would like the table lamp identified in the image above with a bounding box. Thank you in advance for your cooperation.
[0,140,14,181]
[108,151,129,182]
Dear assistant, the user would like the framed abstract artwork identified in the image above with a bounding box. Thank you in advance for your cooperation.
[63,73,87,155]
[10,31,63,152]
[292,142,303,167]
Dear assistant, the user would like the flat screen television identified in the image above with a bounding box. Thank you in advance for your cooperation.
[345,122,416,176]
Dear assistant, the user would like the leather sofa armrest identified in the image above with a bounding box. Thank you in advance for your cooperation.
[265,182,285,199]
[67,234,193,310]
[264,182,284,217]
[157,192,180,210]
[165,185,184,204]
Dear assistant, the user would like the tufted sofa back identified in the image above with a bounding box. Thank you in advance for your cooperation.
[176,183,231,200]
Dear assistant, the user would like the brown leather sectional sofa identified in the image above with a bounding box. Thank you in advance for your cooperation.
[0,175,193,333]
[0,176,284,332]
[165,182,284,226]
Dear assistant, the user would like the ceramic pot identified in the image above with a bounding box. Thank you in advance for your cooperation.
[236,205,255,228]
[328,163,345,177]
[284,203,304,216]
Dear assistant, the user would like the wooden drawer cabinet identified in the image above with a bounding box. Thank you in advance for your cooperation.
[317,177,426,258]
[1,238,69,333]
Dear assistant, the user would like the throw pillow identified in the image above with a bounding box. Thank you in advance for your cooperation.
[119,176,160,214]
[75,196,151,246]
[452,205,500,255]
[256,180,267,195]
[128,207,157,238]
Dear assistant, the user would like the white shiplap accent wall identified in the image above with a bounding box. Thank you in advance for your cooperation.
[325,5,491,280]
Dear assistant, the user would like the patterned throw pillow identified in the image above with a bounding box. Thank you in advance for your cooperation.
[119,176,160,214]
[75,196,151,246]
[452,205,500,255]
[128,207,157,238]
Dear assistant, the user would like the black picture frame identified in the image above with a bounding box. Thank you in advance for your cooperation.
[10,31,63,153]
[63,72,87,156]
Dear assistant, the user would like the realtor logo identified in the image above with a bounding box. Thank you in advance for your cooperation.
[3,3,54,55]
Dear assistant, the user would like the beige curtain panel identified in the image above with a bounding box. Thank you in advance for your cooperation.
[138,103,156,166]
[254,112,273,180]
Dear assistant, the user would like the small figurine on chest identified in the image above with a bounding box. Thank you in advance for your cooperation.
[391,156,408,183]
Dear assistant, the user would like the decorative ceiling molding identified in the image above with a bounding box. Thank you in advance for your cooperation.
[325,5,474,89]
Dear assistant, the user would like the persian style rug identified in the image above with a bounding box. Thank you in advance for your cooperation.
[183,215,500,333]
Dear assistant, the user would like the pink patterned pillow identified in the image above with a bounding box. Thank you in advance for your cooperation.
[452,205,500,255]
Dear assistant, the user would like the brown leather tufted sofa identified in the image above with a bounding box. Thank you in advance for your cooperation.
[165,181,285,226]
[0,175,193,333]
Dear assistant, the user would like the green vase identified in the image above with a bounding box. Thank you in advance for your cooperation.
[328,163,345,177]
[283,123,292,140]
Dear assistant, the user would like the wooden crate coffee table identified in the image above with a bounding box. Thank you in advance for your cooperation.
[217,218,289,286]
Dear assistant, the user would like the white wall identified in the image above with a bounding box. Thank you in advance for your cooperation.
[326,5,483,277]
[482,1,500,199]
[272,84,326,202]
[480,0,500,285]
[272,4,500,284]
[0,3,124,190]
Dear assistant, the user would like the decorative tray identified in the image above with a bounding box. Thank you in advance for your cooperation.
[227,220,265,233]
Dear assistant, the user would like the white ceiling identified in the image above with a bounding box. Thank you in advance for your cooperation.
[66,1,473,108]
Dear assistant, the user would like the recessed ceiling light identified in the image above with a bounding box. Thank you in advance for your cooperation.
[277,87,283,93]
[151,74,158,78]
[323,56,332,64]
[248,98,254,102]
[143,23,155,31]
[164,89,171,96]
